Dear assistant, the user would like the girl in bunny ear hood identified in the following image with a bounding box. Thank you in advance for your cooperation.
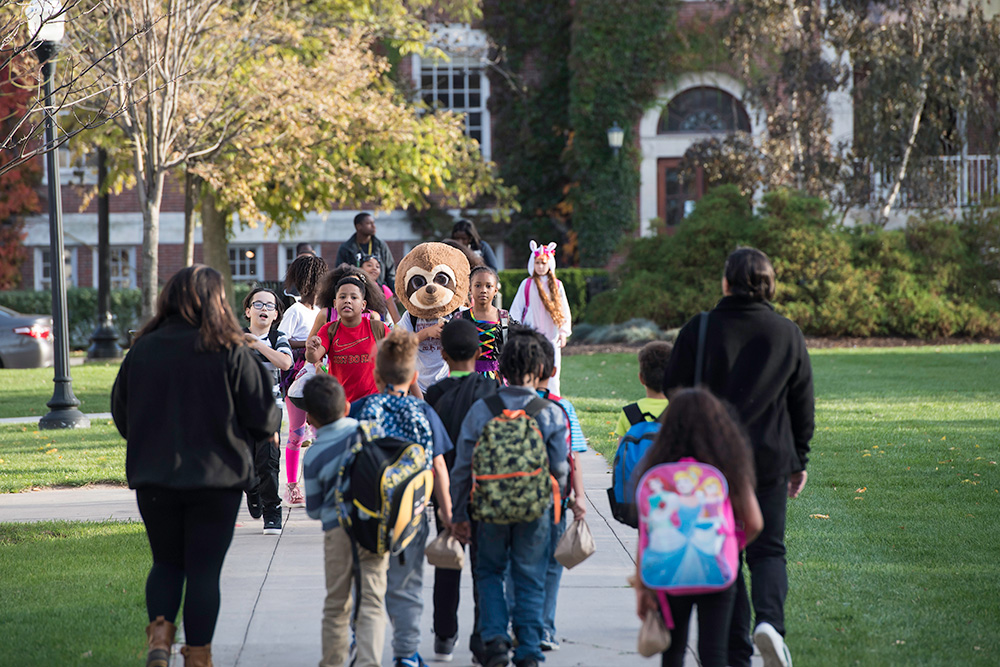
[510,240,572,395]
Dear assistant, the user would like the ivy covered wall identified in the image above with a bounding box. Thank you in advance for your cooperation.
[483,0,678,267]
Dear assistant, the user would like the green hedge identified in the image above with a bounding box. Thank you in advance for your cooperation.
[0,283,258,349]
[498,268,609,323]
[589,185,1000,338]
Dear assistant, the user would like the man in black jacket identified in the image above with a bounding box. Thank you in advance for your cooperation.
[335,212,396,287]
[662,247,814,667]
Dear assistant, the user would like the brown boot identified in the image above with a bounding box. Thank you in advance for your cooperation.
[145,616,176,667]
[180,644,213,667]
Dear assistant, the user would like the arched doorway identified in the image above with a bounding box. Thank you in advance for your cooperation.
[638,75,760,235]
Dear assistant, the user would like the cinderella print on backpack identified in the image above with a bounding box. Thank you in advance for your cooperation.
[636,458,739,594]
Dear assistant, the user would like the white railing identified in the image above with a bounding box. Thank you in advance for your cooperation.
[870,154,1000,209]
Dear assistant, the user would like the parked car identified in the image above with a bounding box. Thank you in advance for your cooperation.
[0,306,54,369]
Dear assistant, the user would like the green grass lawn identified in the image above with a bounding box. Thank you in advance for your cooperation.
[1,346,998,664]
[564,345,1000,665]
[0,362,121,419]
[0,421,126,492]
[0,521,149,666]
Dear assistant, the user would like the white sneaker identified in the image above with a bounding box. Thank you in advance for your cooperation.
[753,622,792,667]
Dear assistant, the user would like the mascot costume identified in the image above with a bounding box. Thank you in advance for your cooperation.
[510,241,572,395]
[395,242,471,391]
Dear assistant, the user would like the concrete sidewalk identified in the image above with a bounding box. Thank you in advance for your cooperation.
[0,448,765,667]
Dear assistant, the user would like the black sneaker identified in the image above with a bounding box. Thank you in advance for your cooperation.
[482,638,510,667]
[246,490,262,519]
[262,509,282,535]
[434,635,456,662]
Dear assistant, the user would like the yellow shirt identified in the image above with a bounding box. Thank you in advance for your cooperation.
[614,397,669,439]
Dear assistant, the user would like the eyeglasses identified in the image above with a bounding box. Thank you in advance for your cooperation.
[251,301,276,311]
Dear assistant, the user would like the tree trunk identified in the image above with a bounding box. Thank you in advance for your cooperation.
[139,171,166,322]
[183,168,197,267]
[200,186,234,306]
[879,80,929,223]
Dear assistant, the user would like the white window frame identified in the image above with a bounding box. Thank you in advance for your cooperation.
[34,246,78,290]
[412,25,491,160]
[40,114,99,186]
[91,246,136,289]
[278,243,322,280]
[228,244,264,281]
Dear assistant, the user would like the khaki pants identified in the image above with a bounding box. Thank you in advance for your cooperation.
[321,528,389,667]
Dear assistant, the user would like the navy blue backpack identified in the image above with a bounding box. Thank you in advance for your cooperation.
[606,403,661,527]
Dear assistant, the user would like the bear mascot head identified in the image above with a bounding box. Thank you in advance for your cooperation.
[395,242,471,320]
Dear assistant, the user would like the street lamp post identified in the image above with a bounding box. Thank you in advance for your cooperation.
[607,122,625,158]
[27,0,90,429]
[88,147,123,359]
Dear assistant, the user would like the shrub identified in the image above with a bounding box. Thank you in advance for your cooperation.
[591,186,1000,338]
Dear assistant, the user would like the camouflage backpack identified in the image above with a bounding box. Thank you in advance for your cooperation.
[471,395,560,525]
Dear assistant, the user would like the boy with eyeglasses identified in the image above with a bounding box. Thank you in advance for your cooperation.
[242,287,293,534]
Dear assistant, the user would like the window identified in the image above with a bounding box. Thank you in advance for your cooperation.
[658,87,751,134]
[415,25,491,158]
[35,247,77,290]
[110,247,134,289]
[229,245,262,280]
[89,246,135,288]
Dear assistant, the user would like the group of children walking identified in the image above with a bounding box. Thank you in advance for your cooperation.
[236,240,804,667]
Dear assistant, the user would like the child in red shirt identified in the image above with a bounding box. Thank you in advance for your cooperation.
[305,275,386,404]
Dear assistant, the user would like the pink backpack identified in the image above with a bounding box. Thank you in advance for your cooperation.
[636,457,740,626]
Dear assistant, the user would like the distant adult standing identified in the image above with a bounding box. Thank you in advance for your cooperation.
[661,247,814,667]
[450,219,498,270]
[296,242,317,257]
[336,212,396,288]
[111,265,280,667]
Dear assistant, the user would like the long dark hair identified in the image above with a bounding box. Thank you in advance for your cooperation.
[136,265,245,352]
[638,388,756,501]
[451,219,483,251]
[316,263,387,318]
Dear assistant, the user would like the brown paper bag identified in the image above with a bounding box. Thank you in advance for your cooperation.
[553,518,596,569]
[637,609,671,657]
[424,530,464,570]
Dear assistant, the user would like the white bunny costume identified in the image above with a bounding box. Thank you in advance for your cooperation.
[509,241,572,395]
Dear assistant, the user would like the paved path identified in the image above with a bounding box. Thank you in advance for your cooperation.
[0,445,765,666]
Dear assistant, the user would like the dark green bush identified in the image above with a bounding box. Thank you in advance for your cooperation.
[590,186,1000,338]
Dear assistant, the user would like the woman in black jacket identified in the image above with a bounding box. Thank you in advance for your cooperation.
[662,247,814,667]
[112,265,281,667]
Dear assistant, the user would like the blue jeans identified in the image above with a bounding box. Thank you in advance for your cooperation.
[476,512,552,662]
[506,507,566,641]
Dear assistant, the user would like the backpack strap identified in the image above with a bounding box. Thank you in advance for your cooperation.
[484,394,548,419]
[372,320,387,342]
[521,280,531,321]
[327,320,340,349]
[694,311,709,387]
[484,394,507,419]
[622,402,644,427]
[267,327,280,350]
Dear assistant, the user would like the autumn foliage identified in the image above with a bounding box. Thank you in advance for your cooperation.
[0,51,40,290]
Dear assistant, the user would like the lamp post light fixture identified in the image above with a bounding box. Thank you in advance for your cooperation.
[607,121,625,158]
[27,0,90,429]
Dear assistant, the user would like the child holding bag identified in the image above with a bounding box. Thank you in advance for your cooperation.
[632,389,763,667]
